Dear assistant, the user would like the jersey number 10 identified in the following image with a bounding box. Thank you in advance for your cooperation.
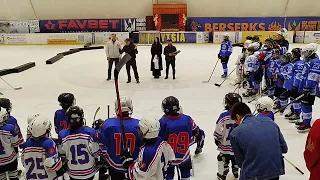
[114,133,136,156]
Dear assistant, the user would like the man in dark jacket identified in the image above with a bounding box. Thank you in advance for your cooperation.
[163,39,177,79]
[120,38,139,83]
[229,102,288,180]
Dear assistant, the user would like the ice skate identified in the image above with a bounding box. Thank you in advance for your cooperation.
[217,173,227,180]
[195,147,202,155]
[288,113,300,123]
[297,123,311,133]
[295,121,303,128]
[221,74,227,78]
[232,168,239,178]
[285,111,294,119]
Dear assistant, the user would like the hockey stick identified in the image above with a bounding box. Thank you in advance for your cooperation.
[273,94,304,115]
[202,59,219,83]
[284,157,304,175]
[107,105,110,118]
[0,77,22,90]
[114,53,131,151]
[93,107,100,121]
[214,68,236,87]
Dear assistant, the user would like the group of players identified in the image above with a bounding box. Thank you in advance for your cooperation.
[0,93,205,180]
[219,28,320,133]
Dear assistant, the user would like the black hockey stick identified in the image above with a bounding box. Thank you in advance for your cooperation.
[214,67,236,87]
[107,105,110,118]
[0,77,22,90]
[93,107,100,120]
[114,53,131,151]
[202,59,219,83]
[273,94,304,115]
[284,157,304,175]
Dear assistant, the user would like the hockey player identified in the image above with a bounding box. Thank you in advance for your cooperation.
[0,98,22,139]
[256,96,275,121]
[297,44,320,132]
[0,107,24,180]
[266,49,280,98]
[159,96,205,180]
[21,115,63,180]
[218,33,233,78]
[58,106,101,180]
[252,35,262,49]
[214,93,242,180]
[273,50,286,112]
[234,36,253,85]
[120,117,175,180]
[243,46,259,97]
[54,93,75,134]
[99,96,144,179]
[287,48,304,122]
[275,28,289,55]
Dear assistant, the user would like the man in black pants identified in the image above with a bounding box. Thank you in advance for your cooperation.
[120,38,139,83]
[164,39,177,79]
[105,34,121,81]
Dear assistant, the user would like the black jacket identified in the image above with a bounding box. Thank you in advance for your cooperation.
[151,42,163,71]
[164,45,177,61]
[120,43,138,59]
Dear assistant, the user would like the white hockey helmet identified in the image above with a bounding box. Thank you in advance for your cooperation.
[223,33,229,40]
[256,96,274,112]
[248,42,260,51]
[277,28,288,37]
[139,117,160,139]
[0,107,9,125]
[27,114,40,124]
[28,115,52,138]
[302,43,317,59]
[115,96,133,115]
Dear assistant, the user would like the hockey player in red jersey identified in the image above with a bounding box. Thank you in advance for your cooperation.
[304,118,320,180]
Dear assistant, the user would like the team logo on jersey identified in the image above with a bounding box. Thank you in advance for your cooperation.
[95,133,100,140]
[139,162,146,170]
[48,148,56,155]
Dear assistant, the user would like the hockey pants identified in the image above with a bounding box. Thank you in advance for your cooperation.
[166,158,192,180]
[217,153,238,176]
[0,159,18,180]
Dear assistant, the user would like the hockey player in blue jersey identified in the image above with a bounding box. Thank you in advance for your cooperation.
[21,115,63,180]
[243,45,259,97]
[58,106,101,180]
[273,52,286,113]
[159,96,205,180]
[297,44,320,133]
[214,93,242,180]
[266,49,280,98]
[99,96,144,179]
[285,48,303,122]
[275,28,289,55]
[218,33,233,78]
[120,117,175,180]
[0,107,24,180]
[256,96,275,121]
[54,93,76,134]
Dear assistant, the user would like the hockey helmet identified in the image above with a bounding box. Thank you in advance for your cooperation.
[291,48,302,59]
[224,93,242,110]
[162,96,180,115]
[58,93,75,110]
[256,96,273,112]
[0,98,12,114]
[67,106,84,127]
[115,96,133,115]
[139,116,160,139]
[28,115,52,138]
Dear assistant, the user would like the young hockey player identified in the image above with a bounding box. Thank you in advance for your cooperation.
[214,93,242,180]
[54,93,75,134]
[256,96,275,121]
[273,51,286,113]
[275,28,289,55]
[0,107,24,180]
[99,96,144,179]
[297,44,320,132]
[120,117,175,180]
[58,106,101,180]
[234,36,253,85]
[21,115,63,180]
[218,33,233,78]
[287,48,303,122]
[159,96,205,180]
[266,49,280,98]
[243,45,259,97]
[252,35,262,49]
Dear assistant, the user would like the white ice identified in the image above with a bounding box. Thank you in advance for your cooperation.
[0,43,317,180]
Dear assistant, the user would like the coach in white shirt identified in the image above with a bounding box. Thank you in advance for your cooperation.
[105,34,121,80]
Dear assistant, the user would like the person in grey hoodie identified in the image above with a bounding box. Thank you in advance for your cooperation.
[229,102,288,180]
[105,34,121,81]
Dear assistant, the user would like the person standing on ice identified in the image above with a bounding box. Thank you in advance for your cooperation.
[150,37,163,79]
[229,102,287,180]
[120,38,140,83]
[164,39,178,79]
[218,33,233,78]
[105,34,121,81]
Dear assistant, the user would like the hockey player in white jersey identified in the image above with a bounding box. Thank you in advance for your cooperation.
[214,93,242,180]
[0,107,24,180]
[120,117,175,180]
[21,115,63,180]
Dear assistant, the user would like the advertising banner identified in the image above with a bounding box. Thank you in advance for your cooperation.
[39,19,122,33]
[0,21,33,33]
[160,32,197,43]
[122,18,146,32]
[44,34,86,45]
[139,31,161,44]
[286,17,320,31]
[4,34,28,44]
[304,31,320,43]
[187,17,284,32]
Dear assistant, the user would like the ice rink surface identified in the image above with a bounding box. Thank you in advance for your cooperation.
[0,44,317,180]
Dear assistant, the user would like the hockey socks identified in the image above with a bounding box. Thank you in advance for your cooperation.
[222,63,228,76]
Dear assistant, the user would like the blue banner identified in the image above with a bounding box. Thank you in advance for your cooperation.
[187,17,284,32]
[160,32,196,43]
[39,19,122,33]
[285,17,320,31]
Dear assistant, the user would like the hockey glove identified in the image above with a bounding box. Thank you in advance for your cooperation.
[218,54,222,59]
[257,52,266,61]
[215,139,221,146]
[303,87,313,96]
[120,148,134,169]
[95,155,106,170]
